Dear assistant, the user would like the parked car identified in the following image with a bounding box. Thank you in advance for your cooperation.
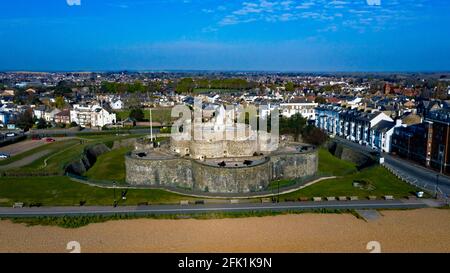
[5,132,16,137]
[0,153,10,159]
[45,138,56,142]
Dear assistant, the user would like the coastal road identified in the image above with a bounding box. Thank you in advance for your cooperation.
[0,199,435,218]
[334,137,450,196]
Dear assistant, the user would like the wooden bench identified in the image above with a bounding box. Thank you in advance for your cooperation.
[13,202,24,208]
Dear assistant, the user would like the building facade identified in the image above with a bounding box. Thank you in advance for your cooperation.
[70,104,116,128]
[424,109,450,174]
[280,102,318,120]
[315,104,394,150]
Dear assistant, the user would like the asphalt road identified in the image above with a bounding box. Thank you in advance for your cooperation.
[334,137,450,196]
[0,199,432,218]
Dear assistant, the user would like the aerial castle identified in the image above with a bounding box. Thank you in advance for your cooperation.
[125,105,318,194]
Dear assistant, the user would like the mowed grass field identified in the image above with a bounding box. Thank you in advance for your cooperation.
[0,176,196,207]
[0,143,423,206]
[280,148,420,200]
[115,108,173,124]
[1,134,145,175]
[317,147,357,176]
[85,146,132,183]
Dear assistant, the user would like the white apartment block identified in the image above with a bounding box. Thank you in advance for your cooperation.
[70,104,116,128]
[280,103,318,120]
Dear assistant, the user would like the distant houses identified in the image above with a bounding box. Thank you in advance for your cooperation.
[54,110,71,125]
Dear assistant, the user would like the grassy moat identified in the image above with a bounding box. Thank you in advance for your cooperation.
[0,138,422,207]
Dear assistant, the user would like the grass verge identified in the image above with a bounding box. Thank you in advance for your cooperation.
[0,176,197,207]
[280,165,421,200]
[3,209,358,228]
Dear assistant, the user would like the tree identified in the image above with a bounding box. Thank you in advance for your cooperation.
[285,82,295,92]
[55,96,65,109]
[37,118,48,129]
[16,109,34,131]
[302,125,328,146]
[54,81,74,97]
[129,108,145,121]
[315,96,327,104]
[280,113,307,141]
[176,78,195,94]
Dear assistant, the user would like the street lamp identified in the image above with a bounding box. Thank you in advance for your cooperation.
[435,174,440,199]
[277,180,280,203]
[113,181,117,207]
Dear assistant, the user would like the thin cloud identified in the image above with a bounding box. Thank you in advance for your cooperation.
[211,0,428,33]
[66,0,81,6]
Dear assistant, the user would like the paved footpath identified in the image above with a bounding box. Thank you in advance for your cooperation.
[0,199,443,218]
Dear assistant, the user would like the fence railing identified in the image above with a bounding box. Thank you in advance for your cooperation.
[382,162,449,203]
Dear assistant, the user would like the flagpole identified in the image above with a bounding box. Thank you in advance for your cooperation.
[150,107,153,141]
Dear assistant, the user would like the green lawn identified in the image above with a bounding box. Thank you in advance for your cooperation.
[85,146,132,183]
[0,176,196,207]
[0,142,424,207]
[115,108,173,124]
[276,147,420,200]
[3,135,144,175]
[318,147,357,176]
[280,166,420,200]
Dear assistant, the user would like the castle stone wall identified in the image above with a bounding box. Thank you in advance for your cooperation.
[126,147,318,193]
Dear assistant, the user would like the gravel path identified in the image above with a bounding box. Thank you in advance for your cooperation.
[0,208,449,253]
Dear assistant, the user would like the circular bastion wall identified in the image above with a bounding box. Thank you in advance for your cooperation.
[171,137,258,159]
[125,145,318,194]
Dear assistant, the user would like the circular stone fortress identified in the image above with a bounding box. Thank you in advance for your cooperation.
[125,106,318,194]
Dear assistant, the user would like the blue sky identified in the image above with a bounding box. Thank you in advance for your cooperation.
[0,0,449,71]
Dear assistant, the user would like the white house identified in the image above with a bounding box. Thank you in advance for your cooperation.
[33,106,47,120]
[44,108,61,122]
[280,102,318,120]
[110,99,124,110]
[91,107,116,128]
[70,104,116,128]
[370,120,396,152]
